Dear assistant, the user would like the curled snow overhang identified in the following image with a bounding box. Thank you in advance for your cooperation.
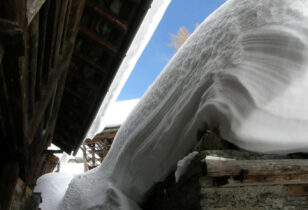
[60,0,308,209]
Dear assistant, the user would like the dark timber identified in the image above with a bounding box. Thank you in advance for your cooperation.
[0,0,152,208]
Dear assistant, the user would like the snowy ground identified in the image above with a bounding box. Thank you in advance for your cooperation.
[38,0,308,209]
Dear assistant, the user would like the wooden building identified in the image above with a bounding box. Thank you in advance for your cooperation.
[83,126,119,170]
[0,0,152,209]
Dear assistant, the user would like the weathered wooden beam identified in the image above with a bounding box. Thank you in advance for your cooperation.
[205,158,308,177]
[28,54,70,144]
[28,14,39,119]
[86,1,127,31]
[36,0,50,100]
[73,51,107,73]
[44,149,63,154]
[60,0,72,54]
[201,150,289,160]
[27,0,47,24]
[79,26,116,53]
[53,0,70,65]
[67,0,86,42]
[48,0,61,69]
[0,18,24,56]
[68,71,97,89]
[84,134,116,144]
[0,161,19,210]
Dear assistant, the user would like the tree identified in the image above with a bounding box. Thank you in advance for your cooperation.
[168,24,199,52]
[168,26,190,51]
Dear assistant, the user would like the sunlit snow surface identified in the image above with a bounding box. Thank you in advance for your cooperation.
[61,0,308,209]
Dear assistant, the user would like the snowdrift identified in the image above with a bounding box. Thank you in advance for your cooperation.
[60,0,308,209]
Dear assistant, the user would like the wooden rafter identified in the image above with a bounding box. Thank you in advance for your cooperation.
[79,26,116,53]
[86,0,127,31]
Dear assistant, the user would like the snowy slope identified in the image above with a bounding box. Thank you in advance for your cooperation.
[60,0,308,209]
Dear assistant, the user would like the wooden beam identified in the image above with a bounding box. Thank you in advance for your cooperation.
[86,1,127,31]
[73,51,107,73]
[0,18,24,56]
[201,150,289,160]
[205,158,308,177]
[79,26,116,53]
[67,0,86,42]
[27,53,71,144]
[27,0,47,24]
[28,14,39,119]
[68,71,97,89]
[0,161,19,210]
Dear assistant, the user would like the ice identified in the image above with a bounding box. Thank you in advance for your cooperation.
[60,0,308,209]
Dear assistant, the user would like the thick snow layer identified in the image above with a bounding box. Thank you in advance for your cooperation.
[175,151,199,183]
[104,99,139,127]
[34,173,75,210]
[86,0,171,139]
[61,0,308,209]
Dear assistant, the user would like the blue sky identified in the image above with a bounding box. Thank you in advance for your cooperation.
[117,0,226,101]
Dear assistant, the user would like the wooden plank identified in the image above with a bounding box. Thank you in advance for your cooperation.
[68,71,97,89]
[86,1,127,31]
[27,0,47,24]
[28,14,39,119]
[0,43,12,140]
[74,51,107,73]
[48,0,61,69]
[27,54,70,144]
[0,18,24,56]
[84,133,116,144]
[67,0,86,42]
[79,26,116,53]
[60,0,72,55]
[53,0,69,63]
[42,43,75,148]
[36,0,50,100]
[0,161,19,210]
[205,158,308,177]
[201,150,289,160]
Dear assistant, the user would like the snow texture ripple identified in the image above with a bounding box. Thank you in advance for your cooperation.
[60,0,308,209]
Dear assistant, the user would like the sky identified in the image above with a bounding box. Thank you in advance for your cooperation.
[117,0,226,101]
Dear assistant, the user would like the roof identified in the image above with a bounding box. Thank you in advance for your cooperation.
[52,0,153,154]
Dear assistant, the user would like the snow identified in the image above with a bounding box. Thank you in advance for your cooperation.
[34,173,75,210]
[86,0,171,139]
[60,0,308,209]
[174,151,199,183]
[104,99,139,128]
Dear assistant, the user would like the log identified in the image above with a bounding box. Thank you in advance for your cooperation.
[205,158,308,177]
[201,150,289,160]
